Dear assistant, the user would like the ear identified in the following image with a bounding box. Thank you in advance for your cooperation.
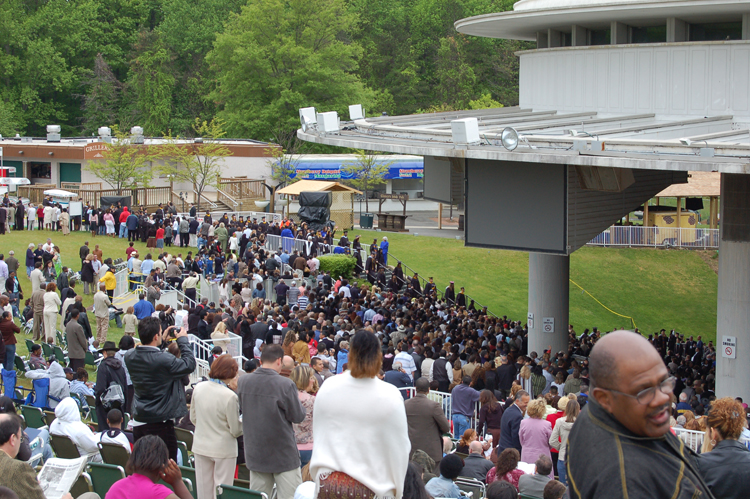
[592,387,615,413]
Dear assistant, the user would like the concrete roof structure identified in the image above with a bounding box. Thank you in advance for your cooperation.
[456,0,749,40]
[656,171,720,197]
[298,107,750,174]
[277,179,362,196]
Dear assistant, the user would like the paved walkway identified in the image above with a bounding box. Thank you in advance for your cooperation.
[354,210,464,239]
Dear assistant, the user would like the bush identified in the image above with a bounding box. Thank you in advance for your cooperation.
[319,254,356,279]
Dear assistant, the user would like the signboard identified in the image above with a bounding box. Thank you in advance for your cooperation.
[542,317,555,333]
[527,312,534,329]
[722,335,736,359]
[291,158,424,180]
[84,142,110,159]
[377,193,408,201]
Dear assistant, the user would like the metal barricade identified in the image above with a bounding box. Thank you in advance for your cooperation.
[114,269,129,298]
[673,428,704,453]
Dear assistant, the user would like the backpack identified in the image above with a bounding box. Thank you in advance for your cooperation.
[102,381,125,410]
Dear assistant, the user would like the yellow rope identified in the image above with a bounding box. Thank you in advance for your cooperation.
[569,278,637,329]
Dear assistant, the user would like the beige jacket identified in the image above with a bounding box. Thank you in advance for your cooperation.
[93,291,111,318]
[190,379,243,459]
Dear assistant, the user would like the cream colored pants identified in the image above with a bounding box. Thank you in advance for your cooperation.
[43,311,58,343]
[249,467,302,499]
[195,453,237,499]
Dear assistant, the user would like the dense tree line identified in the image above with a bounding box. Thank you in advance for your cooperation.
[0,0,528,144]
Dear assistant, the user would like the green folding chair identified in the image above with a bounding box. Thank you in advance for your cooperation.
[98,442,130,469]
[25,338,35,353]
[53,345,66,364]
[50,434,81,459]
[217,484,268,499]
[177,440,192,467]
[44,410,56,426]
[41,342,53,358]
[179,465,196,492]
[56,331,67,348]
[88,462,126,496]
[85,351,97,367]
[70,472,93,497]
[14,356,26,373]
[174,427,194,451]
[20,405,47,429]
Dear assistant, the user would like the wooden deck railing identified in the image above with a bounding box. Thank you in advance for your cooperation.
[19,185,172,209]
[18,185,57,203]
[219,178,264,199]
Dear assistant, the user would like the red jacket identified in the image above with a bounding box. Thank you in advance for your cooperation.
[119,210,130,223]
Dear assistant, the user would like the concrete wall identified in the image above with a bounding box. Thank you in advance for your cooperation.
[519,40,750,119]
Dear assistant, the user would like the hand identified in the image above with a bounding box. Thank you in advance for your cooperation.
[174,326,188,338]
[161,459,182,486]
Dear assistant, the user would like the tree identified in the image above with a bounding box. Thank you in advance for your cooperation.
[207,0,374,141]
[342,150,394,212]
[155,118,232,211]
[80,54,122,135]
[265,128,303,217]
[86,125,152,194]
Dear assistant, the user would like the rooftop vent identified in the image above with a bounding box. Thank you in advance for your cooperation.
[46,125,61,143]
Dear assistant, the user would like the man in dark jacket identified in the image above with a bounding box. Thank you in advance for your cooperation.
[94,340,128,431]
[127,211,139,242]
[566,331,712,499]
[124,317,195,460]
[495,355,517,399]
[496,390,529,455]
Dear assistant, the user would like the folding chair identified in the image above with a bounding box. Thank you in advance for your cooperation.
[25,377,52,409]
[14,355,27,373]
[179,465,196,492]
[50,434,82,459]
[85,351,98,367]
[174,427,194,451]
[177,440,192,467]
[20,405,47,429]
[56,331,66,348]
[98,442,130,469]
[44,410,56,426]
[42,342,53,358]
[70,472,93,497]
[53,345,67,364]
[456,477,486,499]
[217,484,269,499]
[25,338,35,353]
[88,462,126,496]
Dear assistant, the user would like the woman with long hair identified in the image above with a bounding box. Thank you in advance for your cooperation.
[549,398,580,486]
[486,448,525,489]
[310,331,410,499]
[290,365,316,467]
[455,428,478,454]
[478,390,503,448]
[282,330,297,357]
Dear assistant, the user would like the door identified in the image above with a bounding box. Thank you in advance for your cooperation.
[59,163,82,184]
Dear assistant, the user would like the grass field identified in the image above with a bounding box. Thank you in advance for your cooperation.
[3,226,718,384]
[353,230,718,340]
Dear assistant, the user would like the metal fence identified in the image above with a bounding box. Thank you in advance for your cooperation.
[114,268,129,297]
[672,427,750,453]
[587,226,719,249]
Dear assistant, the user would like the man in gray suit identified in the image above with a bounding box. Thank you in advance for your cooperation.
[518,455,553,498]
[404,377,451,467]
[459,441,494,482]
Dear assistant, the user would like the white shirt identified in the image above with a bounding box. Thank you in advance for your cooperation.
[99,430,131,453]
[428,357,454,383]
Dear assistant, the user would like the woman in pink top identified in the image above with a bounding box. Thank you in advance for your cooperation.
[291,365,316,467]
[106,435,192,499]
[486,448,525,490]
[518,398,554,478]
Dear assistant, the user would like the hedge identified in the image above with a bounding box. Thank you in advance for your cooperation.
[318,254,356,279]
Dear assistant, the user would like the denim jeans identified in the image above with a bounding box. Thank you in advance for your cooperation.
[119,222,128,238]
[109,310,123,328]
[4,344,15,371]
[557,459,567,486]
[27,266,34,277]
[452,413,470,439]
[299,449,312,467]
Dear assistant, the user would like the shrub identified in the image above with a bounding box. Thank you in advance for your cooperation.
[319,254,356,279]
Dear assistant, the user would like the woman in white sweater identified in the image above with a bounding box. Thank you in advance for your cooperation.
[190,354,243,499]
[549,398,580,487]
[43,282,61,343]
[310,330,410,499]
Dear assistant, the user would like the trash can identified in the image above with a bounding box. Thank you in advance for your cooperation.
[360,213,374,229]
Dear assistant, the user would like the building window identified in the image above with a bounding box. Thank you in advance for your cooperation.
[631,25,666,43]
[689,22,742,41]
[561,32,572,47]
[29,162,51,180]
[589,29,611,45]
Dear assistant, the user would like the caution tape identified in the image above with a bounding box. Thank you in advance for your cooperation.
[569,278,637,329]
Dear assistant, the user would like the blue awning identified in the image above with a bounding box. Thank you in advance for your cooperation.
[291,158,423,180]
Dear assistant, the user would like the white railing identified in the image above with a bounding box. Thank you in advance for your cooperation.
[114,268,129,297]
[587,226,719,249]
[176,211,282,224]
[187,333,246,383]
[672,427,750,453]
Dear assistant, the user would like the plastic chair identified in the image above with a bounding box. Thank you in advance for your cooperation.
[25,338,35,353]
[53,345,66,364]
[14,356,26,373]
[174,427,194,451]
[85,351,97,367]
[20,405,47,429]
[42,342,53,358]
[88,462,126,496]
[217,484,269,499]
[98,442,130,469]
[50,434,82,458]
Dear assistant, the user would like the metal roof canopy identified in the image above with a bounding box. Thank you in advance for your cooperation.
[297,107,750,174]
[277,179,362,196]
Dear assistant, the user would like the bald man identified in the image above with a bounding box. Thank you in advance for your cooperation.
[566,331,712,499]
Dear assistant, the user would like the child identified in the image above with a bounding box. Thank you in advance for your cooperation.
[122,306,138,337]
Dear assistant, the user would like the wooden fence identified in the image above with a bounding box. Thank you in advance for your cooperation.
[19,185,172,209]
[219,178,265,199]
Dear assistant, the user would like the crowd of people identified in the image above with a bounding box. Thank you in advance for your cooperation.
[0,202,747,499]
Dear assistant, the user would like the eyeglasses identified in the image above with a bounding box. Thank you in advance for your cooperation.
[605,376,676,405]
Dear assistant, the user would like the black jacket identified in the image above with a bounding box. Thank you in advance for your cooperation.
[567,400,713,499]
[124,337,196,424]
[698,439,750,498]
[95,356,128,409]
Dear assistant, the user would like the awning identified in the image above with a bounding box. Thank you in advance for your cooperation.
[656,171,720,198]
[277,179,362,196]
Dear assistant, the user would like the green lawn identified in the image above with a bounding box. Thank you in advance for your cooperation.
[5,229,168,383]
[355,230,718,341]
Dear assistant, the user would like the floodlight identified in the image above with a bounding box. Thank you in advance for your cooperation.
[349,104,364,121]
[299,107,317,127]
[501,127,519,151]
[301,115,312,133]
